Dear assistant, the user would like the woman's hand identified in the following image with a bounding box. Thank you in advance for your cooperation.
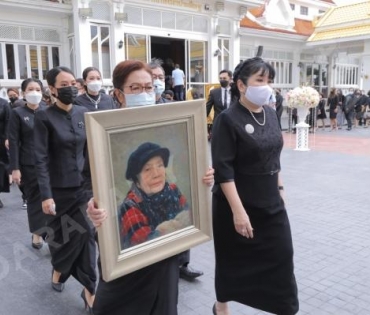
[233,210,254,238]
[202,167,214,187]
[42,198,56,215]
[12,170,21,185]
[87,198,107,228]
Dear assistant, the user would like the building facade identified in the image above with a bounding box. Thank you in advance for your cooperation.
[0,0,369,99]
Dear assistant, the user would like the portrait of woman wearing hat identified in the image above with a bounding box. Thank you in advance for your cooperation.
[120,141,192,250]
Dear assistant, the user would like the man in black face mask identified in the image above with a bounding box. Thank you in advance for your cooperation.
[206,70,233,139]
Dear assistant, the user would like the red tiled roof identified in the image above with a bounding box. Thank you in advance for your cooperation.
[240,6,314,36]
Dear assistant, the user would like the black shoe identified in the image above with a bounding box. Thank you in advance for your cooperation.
[179,265,203,281]
[212,303,217,315]
[81,289,94,314]
[51,269,65,292]
[31,235,43,249]
[0,199,3,208]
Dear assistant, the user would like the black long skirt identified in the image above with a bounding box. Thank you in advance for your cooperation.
[20,165,47,234]
[212,173,299,315]
[46,186,96,294]
[93,255,179,315]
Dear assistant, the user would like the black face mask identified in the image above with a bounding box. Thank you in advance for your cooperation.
[55,86,78,105]
[220,80,229,88]
[9,97,18,104]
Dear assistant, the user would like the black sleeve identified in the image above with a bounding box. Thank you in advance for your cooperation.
[82,145,93,201]
[8,109,20,171]
[211,113,237,183]
[34,110,52,200]
[4,103,10,139]
[206,90,215,117]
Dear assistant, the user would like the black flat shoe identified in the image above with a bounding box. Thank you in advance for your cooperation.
[81,289,94,314]
[179,265,203,281]
[212,302,217,315]
[51,269,65,292]
[32,235,43,249]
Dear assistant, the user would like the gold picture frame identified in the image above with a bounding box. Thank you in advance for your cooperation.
[85,100,212,282]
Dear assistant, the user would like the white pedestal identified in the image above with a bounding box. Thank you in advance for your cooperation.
[295,121,310,151]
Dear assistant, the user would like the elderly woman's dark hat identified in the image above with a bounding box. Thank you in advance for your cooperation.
[126,142,170,180]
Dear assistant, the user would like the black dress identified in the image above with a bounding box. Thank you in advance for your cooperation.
[8,104,47,233]
[328,96,338,119]
[0,98,10,193]
[211,103,299,315]
[34,104,96,294]
[316,99,327,119]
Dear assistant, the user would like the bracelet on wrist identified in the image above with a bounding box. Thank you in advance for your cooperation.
[278,186,284,191]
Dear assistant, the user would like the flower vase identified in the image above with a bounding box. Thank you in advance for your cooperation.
[296,107,309,126]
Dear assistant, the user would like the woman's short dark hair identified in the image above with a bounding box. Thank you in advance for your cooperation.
[112,60,152,90]
[230,57,275,99]
[219,69,233,78]
[82,67,101,81]
[76,78,84,86]
[20,78,43,92]
[46,66,75,87]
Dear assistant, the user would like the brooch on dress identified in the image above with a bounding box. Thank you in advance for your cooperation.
[245,124,254,134]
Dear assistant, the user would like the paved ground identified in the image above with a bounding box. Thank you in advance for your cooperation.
[0,127,369,315]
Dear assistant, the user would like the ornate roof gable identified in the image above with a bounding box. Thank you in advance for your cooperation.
[256,0,295,31]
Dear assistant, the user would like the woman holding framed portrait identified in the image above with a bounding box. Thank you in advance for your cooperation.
[86,60,214,315]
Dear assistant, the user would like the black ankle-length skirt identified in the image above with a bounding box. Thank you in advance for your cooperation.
[20,165,47,234]
[93,255,179,315]
[46,186,96,294]
[212,174,299,315]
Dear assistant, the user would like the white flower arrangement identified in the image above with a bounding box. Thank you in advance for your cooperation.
[286,86,320,109]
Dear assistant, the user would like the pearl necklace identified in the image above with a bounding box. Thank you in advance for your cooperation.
[85,93,101,109]
[246,106,266,126]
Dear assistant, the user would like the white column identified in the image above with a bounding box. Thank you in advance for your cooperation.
[73,0,93,77]
[231,19,240,71]
[361,40,370,92]
[209,15,219,83]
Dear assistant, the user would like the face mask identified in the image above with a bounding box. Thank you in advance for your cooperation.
[25,91,42,105]
[55,86,78,105]
[9,96,18,104]
[153,79,165,95]
[125,92,156,107]
[87,81,102,93]
[245,85,273,107]
[220,80,229,88]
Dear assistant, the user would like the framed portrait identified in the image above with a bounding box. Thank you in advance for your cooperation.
[85,100,212,281]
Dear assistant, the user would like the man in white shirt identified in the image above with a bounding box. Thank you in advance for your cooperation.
[172,64,185,101]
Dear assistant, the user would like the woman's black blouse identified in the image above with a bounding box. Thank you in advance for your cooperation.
[34,105,88,200]
[9,104,46,169]
[75,93,116,111]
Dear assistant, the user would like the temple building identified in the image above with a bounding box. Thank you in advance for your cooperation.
[0,0,369,99]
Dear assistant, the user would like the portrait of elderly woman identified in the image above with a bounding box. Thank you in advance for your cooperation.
[119,142,192,250]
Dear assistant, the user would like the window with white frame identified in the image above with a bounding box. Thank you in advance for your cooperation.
[0,42,60,80]
[90,24,111,79]
[217,38,230,73]
[300,6,308,15]
[335,64,359,86]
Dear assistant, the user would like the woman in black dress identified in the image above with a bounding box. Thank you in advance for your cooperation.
[74,67,115,111]
[316,93,327,130]
[328,88,338,131]
[9,78,47,248]
[34,66,96,311]
[211,57,298,315]
[0,97,10,208]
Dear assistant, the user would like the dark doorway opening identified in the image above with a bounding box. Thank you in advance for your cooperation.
[150,36,185,91]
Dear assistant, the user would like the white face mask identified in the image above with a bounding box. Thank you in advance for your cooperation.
[153,79,165,95]
[25,91,42,105]
[87,80,102,93]
[125,92,156,107]
[245,85,273,107]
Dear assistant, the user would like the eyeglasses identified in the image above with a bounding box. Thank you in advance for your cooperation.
[123,84,154,94]
[152,75,165,80]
